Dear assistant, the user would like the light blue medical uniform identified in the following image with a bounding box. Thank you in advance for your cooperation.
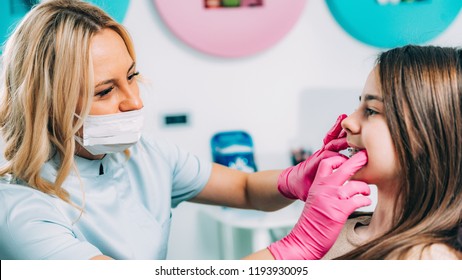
[0,136,212,260]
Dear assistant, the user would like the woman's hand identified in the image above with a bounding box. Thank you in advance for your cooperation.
[278,114,349,201]
[268,151,371,260]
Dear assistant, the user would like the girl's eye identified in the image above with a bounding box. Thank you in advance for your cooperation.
[96,86,114,98]
[128,71,140,81]
[365,108,378,117]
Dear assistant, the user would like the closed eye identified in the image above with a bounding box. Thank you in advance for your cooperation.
[96,86,114,97]
[128,71,140,81]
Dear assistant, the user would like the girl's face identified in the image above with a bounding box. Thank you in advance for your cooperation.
[341,69,398,187]
[82,28,143,115]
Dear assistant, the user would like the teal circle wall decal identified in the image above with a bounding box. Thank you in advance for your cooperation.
[87,0,130,23]
[0,1,34,51]
[326,0,462,48]
[0,0,130,53]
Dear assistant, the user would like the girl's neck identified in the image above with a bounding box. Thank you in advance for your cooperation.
[355,183,397,242]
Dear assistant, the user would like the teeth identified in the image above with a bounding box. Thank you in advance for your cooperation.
[339,147,360,158]
[347,147,359,158]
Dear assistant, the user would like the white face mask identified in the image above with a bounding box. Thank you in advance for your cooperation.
[74,108,144,155]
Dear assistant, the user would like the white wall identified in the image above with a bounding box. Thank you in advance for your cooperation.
[1,0,462,259]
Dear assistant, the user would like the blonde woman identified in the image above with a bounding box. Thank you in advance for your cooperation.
[0,0,367,259]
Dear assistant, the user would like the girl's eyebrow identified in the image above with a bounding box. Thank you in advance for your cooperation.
[359,94,383,102]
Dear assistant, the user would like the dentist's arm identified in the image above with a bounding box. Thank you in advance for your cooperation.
[90,255,113,260]
[192,164,293,211]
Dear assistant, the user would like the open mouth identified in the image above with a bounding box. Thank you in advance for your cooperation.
[340,147,360,158]
[347,147,360,158]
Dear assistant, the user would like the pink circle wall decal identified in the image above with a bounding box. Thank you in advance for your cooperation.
[154,0,306,58]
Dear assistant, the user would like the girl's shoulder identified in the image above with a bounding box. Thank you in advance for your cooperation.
[406,243,461,260]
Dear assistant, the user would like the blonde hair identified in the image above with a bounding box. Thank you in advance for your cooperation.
[0,0,136,204]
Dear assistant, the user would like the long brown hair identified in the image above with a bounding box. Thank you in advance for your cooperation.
[0,0,136,204]
[339,45,462,259]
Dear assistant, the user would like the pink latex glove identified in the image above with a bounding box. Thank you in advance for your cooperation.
[268,151,371,260]
[278,114,349,201]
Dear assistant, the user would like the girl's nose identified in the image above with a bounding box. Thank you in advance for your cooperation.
[341,112,359,134]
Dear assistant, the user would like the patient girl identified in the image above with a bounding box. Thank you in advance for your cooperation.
[323,45,462,259]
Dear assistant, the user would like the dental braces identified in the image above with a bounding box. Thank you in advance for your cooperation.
[340,147,360,158]
[346,147,359,158]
